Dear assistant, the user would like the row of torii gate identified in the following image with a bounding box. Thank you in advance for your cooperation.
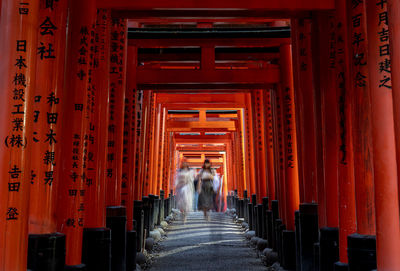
[1,0,400,270]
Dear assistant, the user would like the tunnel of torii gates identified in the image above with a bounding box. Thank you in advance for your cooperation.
[1,0,400,271]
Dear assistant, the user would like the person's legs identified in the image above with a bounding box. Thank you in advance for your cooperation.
[194,192,199,211]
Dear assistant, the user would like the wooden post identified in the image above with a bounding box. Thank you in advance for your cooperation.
[366,0,400,269]
[56,0,96,266]
[0,0,39,269]
[280,44,300,230]
[106,18,127,207]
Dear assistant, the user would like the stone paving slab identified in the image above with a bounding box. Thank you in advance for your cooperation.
[150,212,265,271]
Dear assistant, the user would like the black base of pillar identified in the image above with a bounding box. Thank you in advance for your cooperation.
[126,231,137,271]
[299,203,319,271]
[347,234,376,271]
[254,205,259,236]
[82,228,111,271]
[64,264,86,271]
[257,204,263,238]
[251,194,257,205]
[295,211,301,269]
[148,195,157,231]
[244,198,249,222]
[133,201,144,252]
[164,197,169,219]
[334,262,349,271]
[248,203,254,230]
[271,200,279,251]
[320,227,339,271]
[235,196,239,214]
[275,219,283,260]
[27,232,66,271]
[314,242,320,271]
[266,210,273,248]
[239,199,244,218]
[262,198,269,240]
[159,190,165,225]
[282,230,296,270]
[142,197,151,237]
[106,206,127,271]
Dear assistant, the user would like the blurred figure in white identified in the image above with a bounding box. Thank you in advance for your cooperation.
[212,173,221,211]
[197,159,215,220]
[175,161,195,223]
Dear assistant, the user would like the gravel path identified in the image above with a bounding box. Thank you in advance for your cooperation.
[149,212,265,271]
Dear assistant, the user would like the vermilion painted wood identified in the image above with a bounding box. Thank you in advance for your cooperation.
[388,0,400,209]
[136,67,280,86]
[366,0,400,269]
[85,9,111,229]
[29,0,68,235]
[156,108,167,195]
[265,90,276,202]
[347,0,376,236]
[237,110,249,194]
[334,0,357,262]
[123,45,137,230]
[105,19,127,206]
[129,38,290,48]
[140,90,151,196]
[310,14,328,227]
[0,0,39,269]
[96,0,334,10]
[317,13,339,228]
[245,93,257,196]
[292,19,319,204]
[252,90,268,203]
[280,44,300,230]
[56,0,96,265]
[275,84,287,223]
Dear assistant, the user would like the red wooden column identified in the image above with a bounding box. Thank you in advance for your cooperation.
[318,13,339,229]
[29,0,67,233]
[133,89,144,200]
[274,85,287,222]
[0,0,39,269]
[238,109,249,194]
[106,18,127,207]
[157,107,167,194]
[85,9,110,230]
[265,90,276,202]
[280,44,300,231]
[366,0,400,269]
[334,0,357,264]
[140,90,152,196]
[27,1,68,268]
[388,0,400,204]
[315,11,342,270]
[291,18,319,204]
[237,112,247,195]
[252,89,268,202]
[347,0,376,236]
[82,9,113,270]
[150,101,162,195]
[245,93,257,196]
[122,45,138,231]
[146,92,156,195]
[56,0,96,267]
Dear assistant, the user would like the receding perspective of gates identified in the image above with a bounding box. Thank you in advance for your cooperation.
[1,0,400,270]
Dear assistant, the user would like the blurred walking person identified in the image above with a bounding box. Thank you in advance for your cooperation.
[193,171,199,211]
[175,161,195,223]
[197,159,215,221]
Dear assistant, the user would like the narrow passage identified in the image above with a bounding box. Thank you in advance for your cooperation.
[150,212,265,271]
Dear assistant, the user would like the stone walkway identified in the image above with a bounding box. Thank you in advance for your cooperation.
[150,212,266,271]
